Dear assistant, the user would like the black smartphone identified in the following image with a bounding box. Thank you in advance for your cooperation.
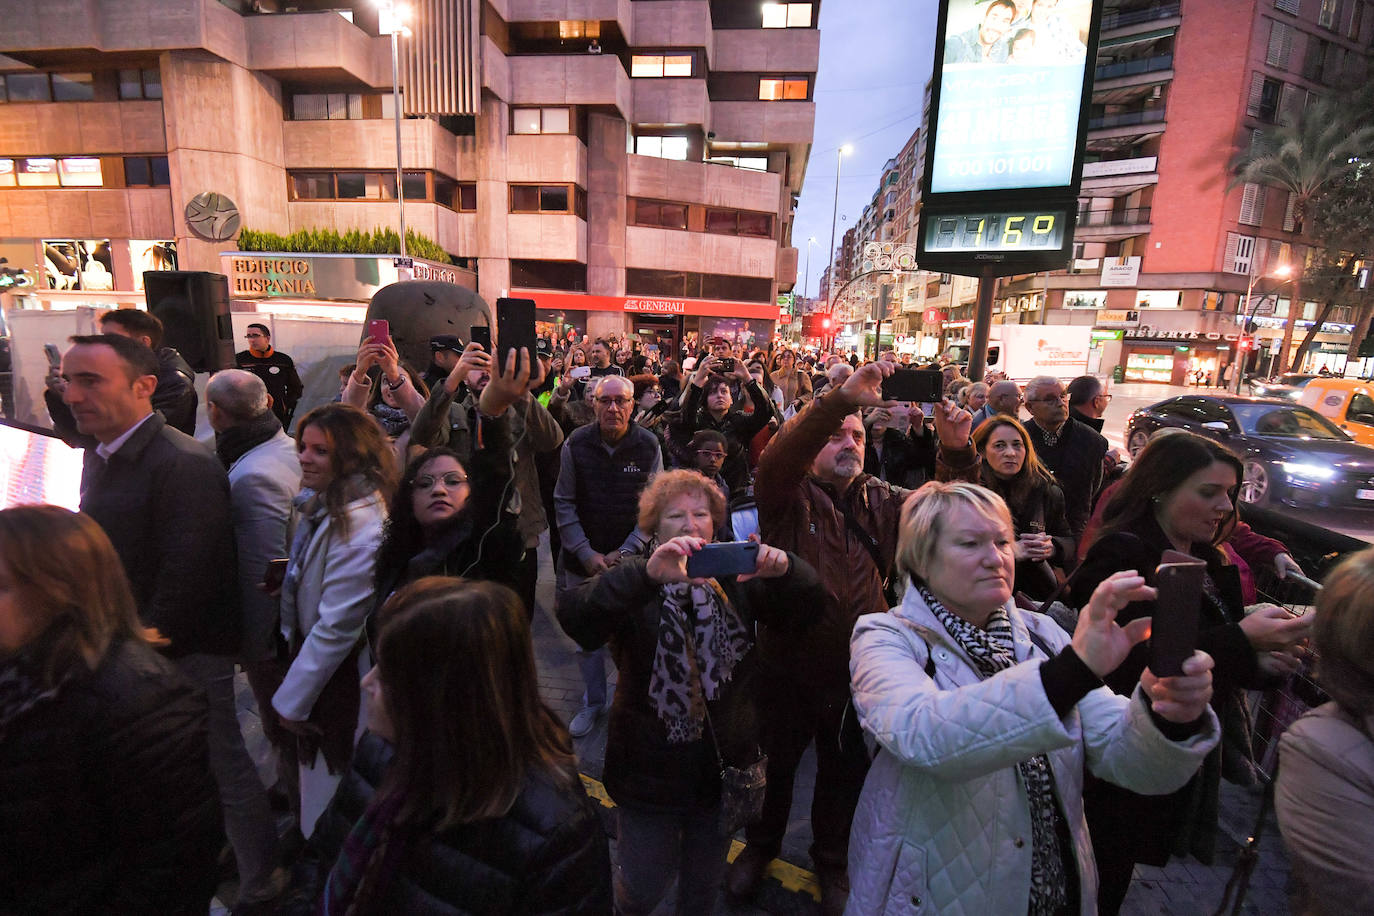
[468,325,491,352]
[496,297,538,375]
[716,357,736,374]
[881,369,944,403]
[262,557,289,592]
[536,337,553,357]
[685,541,760,579]
[1150,550,1206,677]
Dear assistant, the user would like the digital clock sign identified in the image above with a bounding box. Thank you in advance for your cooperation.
[924,209,1069,253]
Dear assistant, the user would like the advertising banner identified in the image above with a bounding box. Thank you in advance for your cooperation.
[932,0,1094,194]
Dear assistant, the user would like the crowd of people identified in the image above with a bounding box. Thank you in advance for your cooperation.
[2,315,1370,916]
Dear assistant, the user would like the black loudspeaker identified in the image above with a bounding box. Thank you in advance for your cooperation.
[143,271,233,372]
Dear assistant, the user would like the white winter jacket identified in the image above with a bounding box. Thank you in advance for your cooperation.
[845,587,1220,916]
[272,488,386,722]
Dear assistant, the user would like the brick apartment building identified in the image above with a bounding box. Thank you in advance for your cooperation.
[0,0,818,348]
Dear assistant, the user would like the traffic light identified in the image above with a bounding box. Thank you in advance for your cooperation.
[822,316,832,330]
[1237,336,1254,351]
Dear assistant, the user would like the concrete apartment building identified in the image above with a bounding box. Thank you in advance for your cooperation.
[990,0,1374,383]
[837,0,1373,376]
[0,0,818,348]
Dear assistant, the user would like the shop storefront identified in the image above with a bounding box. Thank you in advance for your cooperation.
[1122,327,1239,385]
[509,289,778,357]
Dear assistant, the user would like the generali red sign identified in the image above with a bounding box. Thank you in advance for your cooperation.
[510,289,779,320]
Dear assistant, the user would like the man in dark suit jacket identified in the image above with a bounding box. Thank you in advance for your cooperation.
[1023,374,1109,539]
[64,333,282,908]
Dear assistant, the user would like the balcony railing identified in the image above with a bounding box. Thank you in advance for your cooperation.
[1081,155,1159,178]
[1095,52,1173,80]
[1088,108,1166,130]
[1077,207,1152,226]
[1101,3,1182,30]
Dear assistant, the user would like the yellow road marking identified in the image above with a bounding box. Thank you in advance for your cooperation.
[578,773,821,901]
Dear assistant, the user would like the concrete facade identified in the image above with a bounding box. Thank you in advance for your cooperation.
[0,0,817,343]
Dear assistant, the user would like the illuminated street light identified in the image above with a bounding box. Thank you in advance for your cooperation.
[1233,262,1295,391]
[825,145,852,338]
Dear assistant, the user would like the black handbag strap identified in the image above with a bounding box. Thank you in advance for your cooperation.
[835,489,897,603]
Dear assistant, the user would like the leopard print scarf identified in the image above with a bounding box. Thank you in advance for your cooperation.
[648,579,752,744]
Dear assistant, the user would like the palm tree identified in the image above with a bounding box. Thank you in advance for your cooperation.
[1229,93,1374,374]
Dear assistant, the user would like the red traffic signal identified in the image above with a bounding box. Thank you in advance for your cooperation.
[1237,336,1254,351]
[822,317,832,330]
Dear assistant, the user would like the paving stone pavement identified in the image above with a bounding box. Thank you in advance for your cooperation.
[217,536,1296,914]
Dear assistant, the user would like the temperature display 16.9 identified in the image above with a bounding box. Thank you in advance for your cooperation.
[924,210,1069,253]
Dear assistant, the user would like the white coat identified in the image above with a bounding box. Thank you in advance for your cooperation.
[272,489,385,723]
[845,587,1220,916]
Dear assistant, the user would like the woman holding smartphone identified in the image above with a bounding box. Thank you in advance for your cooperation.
[1070,431,1312,914]
[932,407,1074,600]
[557,470,821,915]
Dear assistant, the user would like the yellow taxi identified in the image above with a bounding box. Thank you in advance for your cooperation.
[1299,378,1374,446]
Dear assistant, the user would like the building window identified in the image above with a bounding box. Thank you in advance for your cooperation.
[1274,0,1301,13]
[0,156,110,188]
[707,156,769,171]
[511,259,587,291]
[1246,72,1282,121]
[631,199,689,230]
[291,93,366,120]
[1267,21,1294,68]
[510,183,587,217]
[758,77,809,100]
[434,175,476,211]
[118,68,162,100]
[626,267,772,303]
[762,2,814,28]
[631,54,694,78]
[50,72,95,102]
[512,107,571,135]
[634,135,690,160]
[1319,0,1339,27]
[705,208,775,239]
[288,169,432,202]
[124,156,171,187]
[4,73,54,102]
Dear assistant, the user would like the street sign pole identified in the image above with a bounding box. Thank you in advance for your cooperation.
[968,266,997,381]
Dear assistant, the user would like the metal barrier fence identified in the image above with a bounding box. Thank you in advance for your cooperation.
[1246,569,1325,781]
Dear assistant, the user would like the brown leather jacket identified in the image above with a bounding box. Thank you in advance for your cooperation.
[754,392,910,690]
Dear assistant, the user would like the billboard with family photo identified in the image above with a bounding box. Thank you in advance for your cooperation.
[929,0,1098,195]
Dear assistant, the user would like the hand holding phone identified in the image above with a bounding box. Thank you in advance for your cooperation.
[367,319,389,346]
[685,541,759,579]
[1150,551,1206,677]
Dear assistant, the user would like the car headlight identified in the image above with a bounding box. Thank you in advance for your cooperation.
[1280,462,1335,480]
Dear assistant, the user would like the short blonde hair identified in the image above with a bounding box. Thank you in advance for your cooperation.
[1314,547,1374,716]
[896,481,1013,584]
[637,469,726,534]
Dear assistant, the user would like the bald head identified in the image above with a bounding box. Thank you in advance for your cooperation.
[207,369,272,430]
[827,362,853,388]
[987,380,1023,416]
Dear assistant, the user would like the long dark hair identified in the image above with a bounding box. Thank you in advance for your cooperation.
[294,403,397,535]
[0,506,153,685]
[374,577,578,828]
[972,415,1057,511]
[1095,431,1242,549]
[376,448,470,584]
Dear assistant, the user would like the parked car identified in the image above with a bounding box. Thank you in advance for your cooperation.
[1298,378,1374,447]
[1126,394,1374,509]
[1243,372,1319,400]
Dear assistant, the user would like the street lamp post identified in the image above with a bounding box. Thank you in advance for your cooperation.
[802,236,817,302]
[1233,263,1292,392]
[379,2,411,259]
[825,145,852,351]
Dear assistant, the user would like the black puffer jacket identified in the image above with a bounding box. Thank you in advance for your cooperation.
[305,732,612,914]
[558,555,822,811]
[0,637,222,914]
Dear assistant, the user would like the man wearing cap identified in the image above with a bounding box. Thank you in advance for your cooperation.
[235,323,303,431]
[422,334,465,392]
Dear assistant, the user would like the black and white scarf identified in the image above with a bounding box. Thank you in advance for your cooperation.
[920,586,1070,916]
[647,579,752,744]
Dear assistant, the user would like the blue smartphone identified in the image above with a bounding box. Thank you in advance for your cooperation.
[685,542,760,579]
